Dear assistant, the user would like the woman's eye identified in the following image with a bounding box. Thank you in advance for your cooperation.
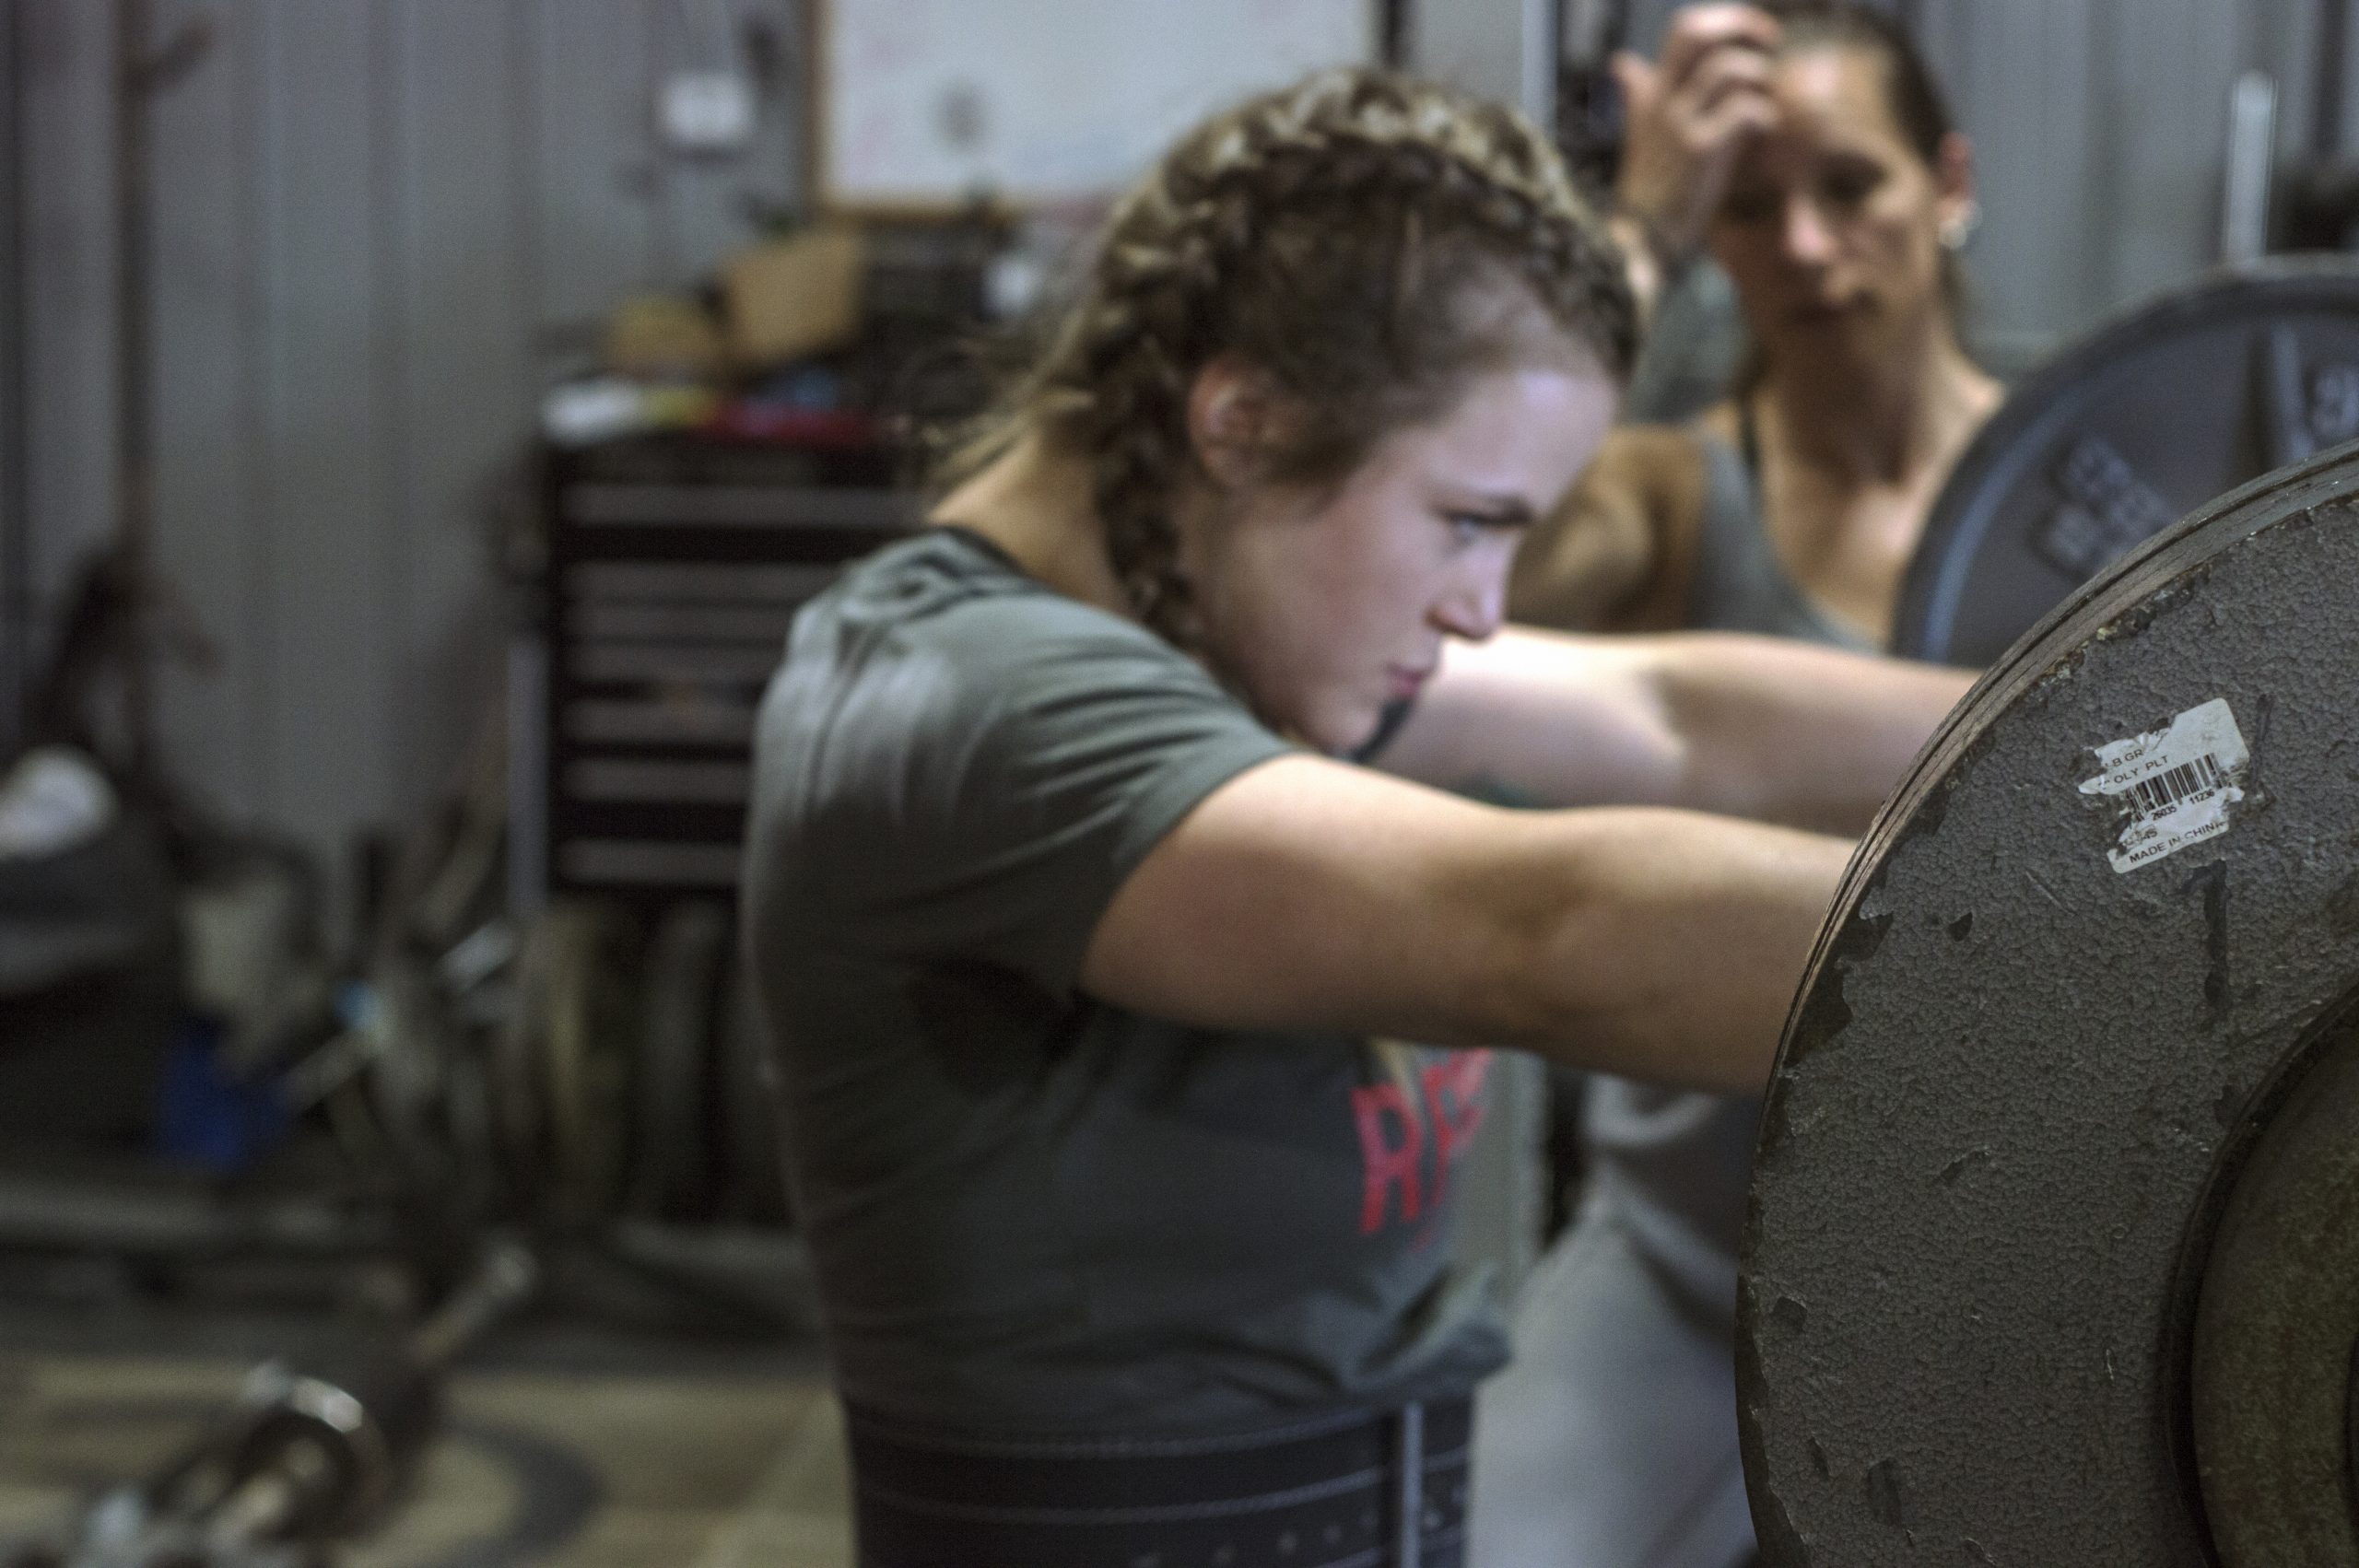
[1719,188,1778,225]
[1446,513,1489,547]
[1821,166,1882,209]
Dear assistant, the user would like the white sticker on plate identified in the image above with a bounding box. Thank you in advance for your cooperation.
[2077,697,2251,873]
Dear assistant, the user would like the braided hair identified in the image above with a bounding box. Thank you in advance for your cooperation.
[944,67,1637,650]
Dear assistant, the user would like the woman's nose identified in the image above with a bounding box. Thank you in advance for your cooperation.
[1434,564,1507,641]
[1780,197,1836,265]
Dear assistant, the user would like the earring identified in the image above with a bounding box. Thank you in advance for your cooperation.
[1940,200,1982,252]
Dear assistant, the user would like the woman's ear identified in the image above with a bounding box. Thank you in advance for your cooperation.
[1185,357,1282,489]
[1933,130,1976,218]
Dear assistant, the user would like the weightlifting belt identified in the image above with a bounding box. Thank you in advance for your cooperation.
[845,1394,1472,1567]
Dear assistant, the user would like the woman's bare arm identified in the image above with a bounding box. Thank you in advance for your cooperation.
[1077,754,1847,1094]
[1376,626,1970,836]
[1507,427,1673,631]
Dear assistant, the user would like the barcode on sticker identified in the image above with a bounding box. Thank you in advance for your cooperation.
[2077,698,2251,874]
[2128,754,2225,816]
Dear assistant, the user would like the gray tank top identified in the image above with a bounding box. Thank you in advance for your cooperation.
[1582,420,1872,1318]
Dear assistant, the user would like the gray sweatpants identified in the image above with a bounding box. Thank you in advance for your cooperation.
[1468,1191,1755,1568]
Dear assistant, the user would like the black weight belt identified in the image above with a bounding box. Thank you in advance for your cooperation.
[845,1395,1472,1567]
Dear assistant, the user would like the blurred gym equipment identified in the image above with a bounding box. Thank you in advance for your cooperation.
[1897,254,2359,665]
[4,1244,537,1568]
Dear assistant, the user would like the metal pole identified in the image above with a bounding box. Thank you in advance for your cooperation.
[115,0,155,782]
[0,0,27,763]
[2223,71,2280,265]
[1519,0,1555,125]
[1379,0,1410,66]
[2317,0,2352,158]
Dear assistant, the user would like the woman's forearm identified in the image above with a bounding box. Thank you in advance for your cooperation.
[1466,806,1853,1093]
[1649,633,1973,834]
[1379,626,1966,835]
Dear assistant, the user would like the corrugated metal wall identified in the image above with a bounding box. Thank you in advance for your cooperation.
[7,0,2356,883]
[13,0,801,894]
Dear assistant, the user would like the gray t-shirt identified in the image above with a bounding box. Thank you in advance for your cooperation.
[743,529,1509,1436]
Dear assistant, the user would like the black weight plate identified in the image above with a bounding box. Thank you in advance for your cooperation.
[1895,253,2359,666]
[535,900,643,1220]
[627,899,732,1220]
[1821,439,2359,995]
[1800,444,2359,1050]
[1739,438,2359,1564]
[2188,991,2359,1566]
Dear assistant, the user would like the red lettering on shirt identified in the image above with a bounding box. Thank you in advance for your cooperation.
[1420,1049,1493,1209]
[1352,1082,1426,1235]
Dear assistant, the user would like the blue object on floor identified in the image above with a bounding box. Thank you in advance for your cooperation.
[154,1014,290,1173]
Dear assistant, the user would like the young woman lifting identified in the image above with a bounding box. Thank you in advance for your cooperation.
[744,64,1969,1568]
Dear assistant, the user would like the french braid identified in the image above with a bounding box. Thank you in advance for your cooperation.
[947,68,1636,650]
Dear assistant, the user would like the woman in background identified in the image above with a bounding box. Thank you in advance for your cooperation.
[1477,6,2002,1565]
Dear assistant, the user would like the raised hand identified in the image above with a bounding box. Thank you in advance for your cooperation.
[1612,4,1783,266]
